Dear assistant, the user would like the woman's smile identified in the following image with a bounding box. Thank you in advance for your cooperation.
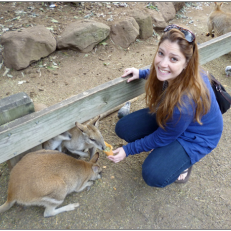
[158,67,170,75]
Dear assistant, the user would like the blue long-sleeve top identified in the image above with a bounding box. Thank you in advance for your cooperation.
[123,69,223,164]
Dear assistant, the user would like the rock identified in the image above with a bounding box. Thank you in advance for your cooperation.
[0,26,56,70]
[225,66,231,77]
[143,8,167,29]
[57,20,110,53]
[173,2,185,12]
[154,2,176,22]
[110,17,139,48]
[118,101,131,119]
[129,10,153,39]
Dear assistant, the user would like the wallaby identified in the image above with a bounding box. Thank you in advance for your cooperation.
[33,103,72,151]
[62,116,106,160]
[43,131,72,151]
[0,150,102,217]
[207,2,231,37]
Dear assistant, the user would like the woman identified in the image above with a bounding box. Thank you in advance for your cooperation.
[107,24,223,187]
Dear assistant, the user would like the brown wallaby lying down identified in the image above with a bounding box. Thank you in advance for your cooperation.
[62,116,106,159]
[207,2,231,37]
[34,103,72,151]
[0,150,102,217]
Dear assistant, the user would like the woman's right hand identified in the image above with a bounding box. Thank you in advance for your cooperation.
[121,67,139,83]
[107,147,126,163]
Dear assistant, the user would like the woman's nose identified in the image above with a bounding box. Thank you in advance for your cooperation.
[159,58,168,67]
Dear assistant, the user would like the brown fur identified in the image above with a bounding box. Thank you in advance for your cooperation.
[207,2,231,37]
[0,150,102,217]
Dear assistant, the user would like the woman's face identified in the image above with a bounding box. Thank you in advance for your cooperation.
[154,39,188,83]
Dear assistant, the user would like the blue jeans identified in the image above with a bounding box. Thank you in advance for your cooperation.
[115,108,193,188]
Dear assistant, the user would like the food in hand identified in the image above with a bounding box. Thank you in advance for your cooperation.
[104,141,113,156]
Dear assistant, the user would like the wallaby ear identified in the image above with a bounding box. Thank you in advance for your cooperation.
[75,122,86,133]
[92,165,100,173]
[88,116,100,127]
[90,152,99,163]
[94,117,100,128]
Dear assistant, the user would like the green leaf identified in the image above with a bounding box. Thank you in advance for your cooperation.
[146,3,159,11]
[100,42,108,46]
[46,65,59,70]
[51,18,59,23]
[46,27,54,31]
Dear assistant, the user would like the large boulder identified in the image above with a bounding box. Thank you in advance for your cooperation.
[173,2,185,12]
[129,10,153,39]
[154,2,176,22]
[143,8,167,29]
[110,17,139,49]
[0,25,56,70]
[57,20,110,53]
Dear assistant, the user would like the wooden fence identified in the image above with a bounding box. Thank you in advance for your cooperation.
[1,32,231,164]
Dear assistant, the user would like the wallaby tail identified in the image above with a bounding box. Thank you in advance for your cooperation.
[0,200,15,213]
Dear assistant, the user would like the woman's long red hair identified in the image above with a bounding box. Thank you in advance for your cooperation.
[145,29,211,129]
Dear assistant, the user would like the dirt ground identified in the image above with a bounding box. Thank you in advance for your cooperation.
[1,2,231,229]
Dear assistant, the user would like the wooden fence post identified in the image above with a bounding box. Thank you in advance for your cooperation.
[0,92,42,170]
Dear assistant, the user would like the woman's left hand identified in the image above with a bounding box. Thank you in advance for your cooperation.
[107,147,126,163]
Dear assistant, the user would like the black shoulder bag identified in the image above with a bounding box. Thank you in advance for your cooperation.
[210,73,231,114]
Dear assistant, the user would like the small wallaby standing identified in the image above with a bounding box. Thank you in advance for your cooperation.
[33,103,72,151]
[43,131,72,151]
[0,150,102,217]
[62,116,106,159]
[207,2,231,37]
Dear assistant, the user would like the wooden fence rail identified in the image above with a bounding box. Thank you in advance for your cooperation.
[1,32,231,164]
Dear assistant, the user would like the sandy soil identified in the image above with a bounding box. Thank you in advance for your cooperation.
[0,2,231,229]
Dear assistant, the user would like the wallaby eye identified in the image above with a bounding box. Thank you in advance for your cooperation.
[90,138,95,142]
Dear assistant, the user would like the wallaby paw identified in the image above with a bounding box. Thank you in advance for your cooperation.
[87,181,94,191]
[66,203,80,211]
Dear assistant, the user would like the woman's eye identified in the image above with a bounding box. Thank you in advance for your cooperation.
[171,57,178,62]
[158,51,163,56]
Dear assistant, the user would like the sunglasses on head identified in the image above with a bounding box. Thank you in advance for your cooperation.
[164,24,196,43]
